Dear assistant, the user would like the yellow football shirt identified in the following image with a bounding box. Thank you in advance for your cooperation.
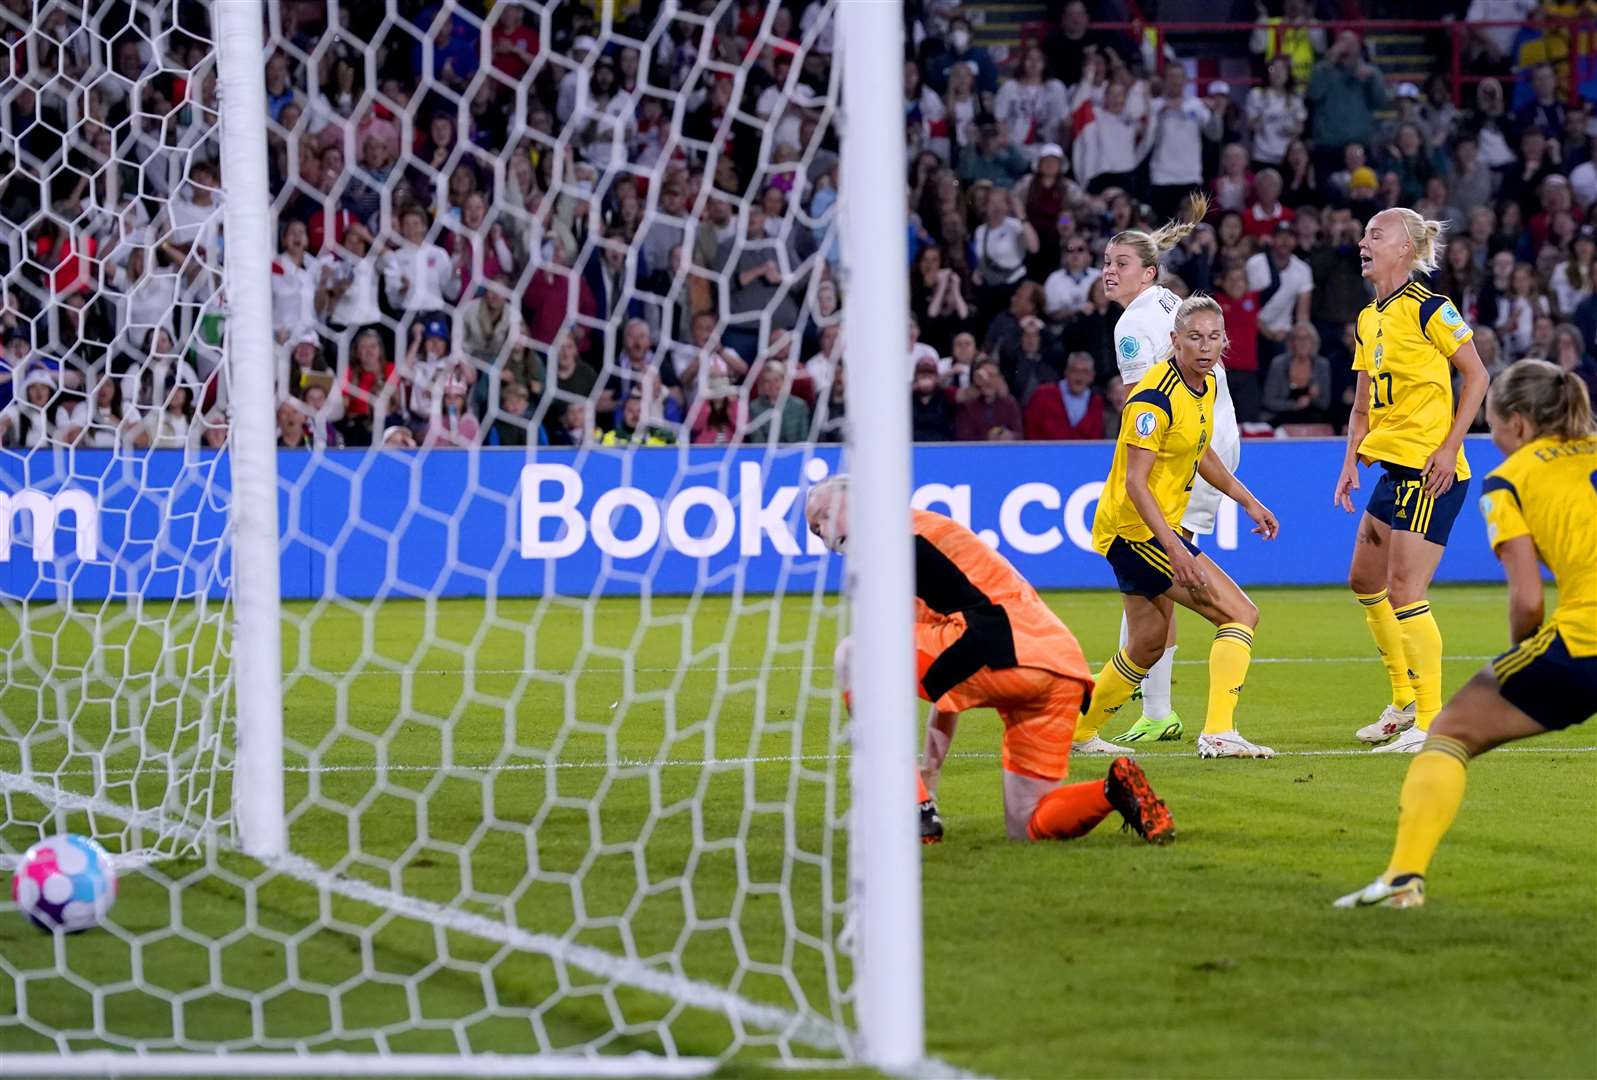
[1352,281,1472,481]
[1479,434,1597,655]
[1092,360,1213,554]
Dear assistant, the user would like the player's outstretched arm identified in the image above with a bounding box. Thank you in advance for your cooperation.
[1197,448,1279,540]
[1335,372,1371,512]
[1496,534,1546,645]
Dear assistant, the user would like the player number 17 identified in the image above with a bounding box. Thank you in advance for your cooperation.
[1371,372,1395,409]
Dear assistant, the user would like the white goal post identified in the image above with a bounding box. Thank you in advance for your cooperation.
[0,0,926,1075]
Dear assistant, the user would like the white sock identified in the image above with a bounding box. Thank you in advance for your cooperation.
[1141,646,1176,721]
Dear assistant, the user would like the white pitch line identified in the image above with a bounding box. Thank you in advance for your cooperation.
[269,655,1500,680]
[19,744,1597,783]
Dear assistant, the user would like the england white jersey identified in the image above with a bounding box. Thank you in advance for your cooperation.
[1113,285,1181,385]
[1114,285,1240,533]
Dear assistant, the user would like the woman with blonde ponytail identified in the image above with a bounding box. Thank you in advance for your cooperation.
[1334,208,1491,756]
[1076,193,1243,752]
[1338,359,1596,909]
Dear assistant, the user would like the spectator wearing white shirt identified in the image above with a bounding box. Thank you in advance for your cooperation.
[971,188,1039,325]
[1244,56,1306,168]
[1145,64,1223,220]
[57,374,147,450]
[993,46,1069,166]
[1550,225,1597,318]
[122,329,202,417]
[399,317,470,427]
[1043,236,1102,327]
[383,206,458,321]
[1464,0,1537,70]
[109,230,179,354]
[271,218,323,345]
[908,316,942,381]
[162,161,222,263]
[145,382,196,450]
[1245,222,1315,383]
[1072,81,1149,195]
[0,370,61,448]
[318,218,384,341]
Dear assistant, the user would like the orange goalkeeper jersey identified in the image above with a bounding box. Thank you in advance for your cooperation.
[911,509,1093,701]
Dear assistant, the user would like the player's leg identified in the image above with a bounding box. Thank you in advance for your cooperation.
[836,634,945,842]
[1379,475,1473,752]
[1074,593,1172,750]
[1350,474,1419,742]
[1335,670,1549,909]
[1117,613,1182,744]
[1161,549,1272,758]
[999,674,1175,844]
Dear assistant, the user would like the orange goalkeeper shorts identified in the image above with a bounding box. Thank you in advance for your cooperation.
[916,638,1085,782]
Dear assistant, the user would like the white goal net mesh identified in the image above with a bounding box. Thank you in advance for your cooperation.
[0,0,866,1069]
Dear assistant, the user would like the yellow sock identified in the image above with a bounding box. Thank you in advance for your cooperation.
[1204,623,1254,734]
[1075,650,1149,742]
[1356,590,1416,711]
[1394,600,1443,731]
[1384,735,1470,881]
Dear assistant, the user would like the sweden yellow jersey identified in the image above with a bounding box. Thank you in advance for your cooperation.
[1353,282,1472,481]
[1092,360,1213,553]
[1479,434,1597,655]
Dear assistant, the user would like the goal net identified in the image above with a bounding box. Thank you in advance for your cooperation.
[0,0,919,1073]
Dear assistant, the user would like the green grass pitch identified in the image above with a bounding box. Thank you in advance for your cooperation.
[1,584,1594,1078]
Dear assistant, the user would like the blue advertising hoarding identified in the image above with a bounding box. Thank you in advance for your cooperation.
[0,438,1507,602]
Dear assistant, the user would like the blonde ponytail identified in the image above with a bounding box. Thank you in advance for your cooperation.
[1488,358,1596,441]
[1109,192,1210,271]
[1381,207,1448,275]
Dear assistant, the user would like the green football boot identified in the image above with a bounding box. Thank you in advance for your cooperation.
[1113,710,1184,744]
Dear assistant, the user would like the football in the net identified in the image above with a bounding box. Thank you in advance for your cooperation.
[10,834,118,933]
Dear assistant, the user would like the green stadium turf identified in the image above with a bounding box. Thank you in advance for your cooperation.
[1,585,1593,1078]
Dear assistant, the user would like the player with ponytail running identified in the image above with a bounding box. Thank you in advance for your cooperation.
[1338,360,1597,907]
[1333,209,1490,754]
[1072,194,1244,753]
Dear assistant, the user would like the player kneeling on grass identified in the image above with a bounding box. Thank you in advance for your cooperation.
[1337,360,1597,909]
[807,477,1175,846]
[1072,295,1283,759]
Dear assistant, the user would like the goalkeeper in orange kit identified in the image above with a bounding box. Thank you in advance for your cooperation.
[807,476,1175,846]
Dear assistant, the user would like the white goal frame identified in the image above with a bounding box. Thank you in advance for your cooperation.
[6,0,924,1074]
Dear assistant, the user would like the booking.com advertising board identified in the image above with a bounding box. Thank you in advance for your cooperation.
[0,438,1507,602]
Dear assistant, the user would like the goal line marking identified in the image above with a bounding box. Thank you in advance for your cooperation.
[20,744,1597,783]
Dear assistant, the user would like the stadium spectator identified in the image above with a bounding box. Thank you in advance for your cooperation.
[995,47,1068,167]
[972,190,1038,325]
[423,379,481,448]
[1146,63,1223,219]
[1249,0,1325,85]
[689,360,745,445]
[813,360,847,443]
[1463,78,1518,170]
[384,206,456,319]
[58,374,144,450]
[1553,322,1597,399]
[1216,266,1262,417]
[1465,0,1539,70]
[939,331,980,389]
[1023,351,1103,440]
[318,219,383,339]
[1012,144,1072,277]
[276,399,311,449]
[746,359,810,443]
[0,369,59,447]
[1246,56,1306,171]
[1242,169,1294,238]
[339,330,399,446]
[925,15,997,95]
[271,219,322,344]
[1071,80,1146,195]
[1007,316,1064,405]
[911,244,971,355]
[954,358,1023,441]
[985,281,1046,373]
[1042,1,1130,87]
[1551,225,1597,316]
[957,116,1030,191]
[1513,63,1567,138]
[1262,323,1332,425]
[910,355,955,441]
[148,382,195,449]
[1211,143,1255,215]
[1043,235,1101,328]
[1306,33,1388,177]
[1246,222,1314,363]
[524,235,596,352]
[485,380,542,447]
